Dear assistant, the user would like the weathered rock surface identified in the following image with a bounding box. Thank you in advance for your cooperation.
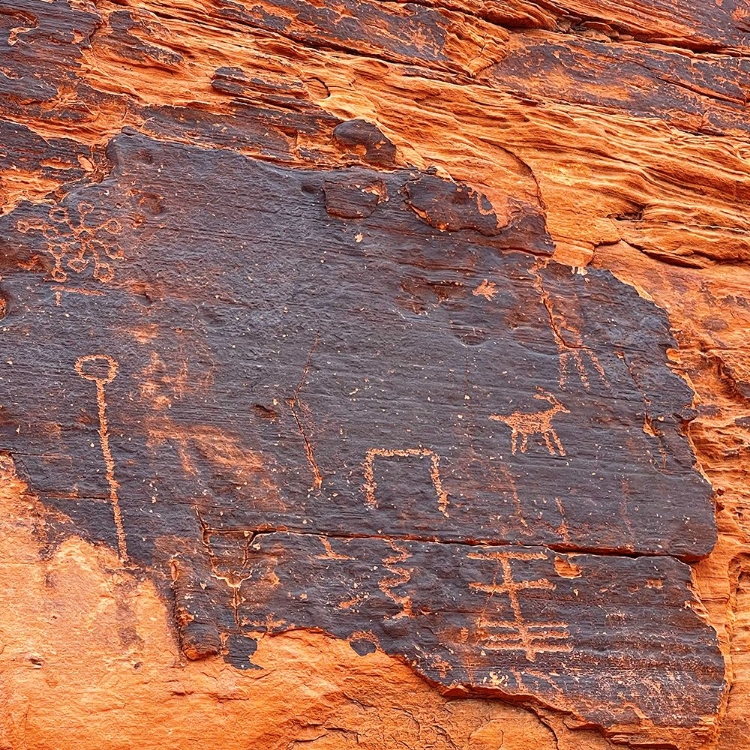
[0,1,748,748]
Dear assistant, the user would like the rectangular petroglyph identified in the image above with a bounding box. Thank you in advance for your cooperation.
[363,448,449,515]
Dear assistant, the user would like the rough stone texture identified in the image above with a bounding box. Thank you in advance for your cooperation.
[0,1,748,748]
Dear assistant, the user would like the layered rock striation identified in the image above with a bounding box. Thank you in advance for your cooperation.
[1,1,748,748]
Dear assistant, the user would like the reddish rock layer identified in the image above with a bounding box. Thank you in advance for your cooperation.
[1,1,749,748]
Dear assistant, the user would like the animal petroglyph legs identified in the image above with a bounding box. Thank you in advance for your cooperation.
[531,263,608,390]
[469,550,572,661]
[559,348,608,391]
[75,354,128,562]
[363,448,449,515]
[490,389,569,456]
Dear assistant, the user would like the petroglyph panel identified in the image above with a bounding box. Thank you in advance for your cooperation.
[0,133,714,556]
[204,533,723,728]
[0,132,721,726]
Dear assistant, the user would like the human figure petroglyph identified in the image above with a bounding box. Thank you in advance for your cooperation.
[469,550,571,661]
[531,264,608,390]
[17,202,123,283]
[490,389,569,456]
[200,524,255,627]
[75,354,128,562]
[363,447,449,515]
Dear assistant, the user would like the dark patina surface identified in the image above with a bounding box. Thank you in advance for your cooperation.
[0,131,722,726]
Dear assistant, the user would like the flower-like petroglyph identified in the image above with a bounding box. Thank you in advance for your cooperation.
[490,389,569,456]
[469,550,571,661]
[17,202,123,283]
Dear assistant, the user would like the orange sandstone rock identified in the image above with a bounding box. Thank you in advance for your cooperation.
[1,1,749,747]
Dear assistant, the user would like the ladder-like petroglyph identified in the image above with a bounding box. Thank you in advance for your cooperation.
[468,550,571,661]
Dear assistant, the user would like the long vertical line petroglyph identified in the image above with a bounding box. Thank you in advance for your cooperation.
[289,333,323,491]
[76,354,128,562]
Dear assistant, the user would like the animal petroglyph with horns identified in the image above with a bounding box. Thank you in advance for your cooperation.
[490,389,569,456]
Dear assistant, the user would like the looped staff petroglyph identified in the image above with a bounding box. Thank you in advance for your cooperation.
[363,447,449,515]
[17,202,123,283]
[75,353,119,384]
[469,550,571,662]
[75,354,128,562]
[490,389,569,456]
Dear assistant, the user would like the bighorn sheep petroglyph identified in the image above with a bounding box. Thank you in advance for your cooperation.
[490,389,570,456]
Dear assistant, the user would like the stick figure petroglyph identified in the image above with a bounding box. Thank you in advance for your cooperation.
[75,354,128,562]
[201,526,255,627]
[531,263,608,391]
[363,447,449,515]
[469,550,571,661]
[490,389,569,456]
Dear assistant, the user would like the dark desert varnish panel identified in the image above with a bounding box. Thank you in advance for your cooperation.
[0,131,722,728]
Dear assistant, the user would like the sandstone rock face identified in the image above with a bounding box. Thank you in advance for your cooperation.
[0,1,747,748]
